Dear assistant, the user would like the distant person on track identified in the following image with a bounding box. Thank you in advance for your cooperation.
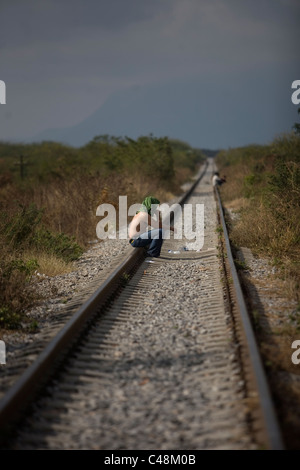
[212,172,226,187]
[128,196,175,258]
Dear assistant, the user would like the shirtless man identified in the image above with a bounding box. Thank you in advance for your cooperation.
[128,196,175,258]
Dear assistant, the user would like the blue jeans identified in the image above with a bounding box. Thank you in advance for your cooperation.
[129,229,164,257]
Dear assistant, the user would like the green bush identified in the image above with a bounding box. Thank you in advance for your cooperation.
[1,203,83,262]
[1,258,39,280]
[0,258,38,329]
[2,203,42,248]
[0,307,22,329]
[269,159,300,208]
[0,135,203,190]
[33,228,83,262]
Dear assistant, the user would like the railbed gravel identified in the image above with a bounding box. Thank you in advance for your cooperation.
[0,238,129,397]
[9,161,257,450]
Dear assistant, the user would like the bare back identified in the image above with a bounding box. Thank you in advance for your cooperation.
[128,212,150,239]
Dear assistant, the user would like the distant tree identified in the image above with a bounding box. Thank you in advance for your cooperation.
[293,107,300,135]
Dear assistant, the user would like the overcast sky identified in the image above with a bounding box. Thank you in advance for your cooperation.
[0,0,299,148]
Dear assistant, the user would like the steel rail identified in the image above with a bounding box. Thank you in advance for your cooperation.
[0,160,208,437]
[215,185,285,450]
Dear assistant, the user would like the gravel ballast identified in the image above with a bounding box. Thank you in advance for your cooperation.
[9,160,257,450]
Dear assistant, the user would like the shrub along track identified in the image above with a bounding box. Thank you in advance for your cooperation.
[0,160,283,449]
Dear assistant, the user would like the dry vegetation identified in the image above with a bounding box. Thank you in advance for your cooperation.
[217,133,300,297]
[0,135,204,330]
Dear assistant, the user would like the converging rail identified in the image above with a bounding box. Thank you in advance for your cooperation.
[0,159,284,449]
[214,185,284,450]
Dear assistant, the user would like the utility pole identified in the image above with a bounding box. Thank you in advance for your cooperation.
[15,155,28,180]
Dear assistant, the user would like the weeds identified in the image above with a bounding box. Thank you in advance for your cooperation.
[0,307,22,330]
[121,273,130,286]
[216,132,300,299]
[0,258,38,329]
[234,259,249,271]
[28,320,39,332]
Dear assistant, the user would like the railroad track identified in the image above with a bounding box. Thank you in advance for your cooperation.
[0,159,284,450]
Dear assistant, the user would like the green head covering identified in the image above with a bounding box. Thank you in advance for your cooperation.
[138,196,160,215]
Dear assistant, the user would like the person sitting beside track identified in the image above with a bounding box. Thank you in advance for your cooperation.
[212,172,226,187]
[128,196,175,258]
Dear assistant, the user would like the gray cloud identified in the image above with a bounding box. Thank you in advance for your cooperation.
[0,0,173,47]
[0,0,299,146]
